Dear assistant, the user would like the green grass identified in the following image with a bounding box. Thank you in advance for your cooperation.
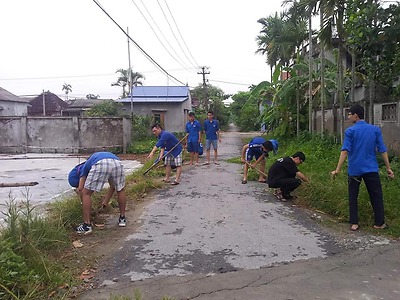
[264,133,400,236]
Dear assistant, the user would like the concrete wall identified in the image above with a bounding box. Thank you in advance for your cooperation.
[0,101,29,116]
[314,102,400,152]
[0,116,131,154]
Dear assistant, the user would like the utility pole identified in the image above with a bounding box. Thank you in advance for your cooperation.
[197,66,210,110]
[127,27,134,120]
[42,89,46,116]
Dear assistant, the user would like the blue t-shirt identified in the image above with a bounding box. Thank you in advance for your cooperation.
[155,130,183,157]
[186,120,202,142]
[80,152,119,177]
[249,137,266,149]
[203,119,219,140]
[341,120,387,176]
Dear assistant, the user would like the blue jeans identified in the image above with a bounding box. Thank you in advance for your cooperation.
[348,172,384,226]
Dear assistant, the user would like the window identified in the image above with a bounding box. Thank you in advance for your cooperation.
[382,104,397,121]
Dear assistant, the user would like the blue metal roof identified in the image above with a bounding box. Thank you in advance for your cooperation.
[132,86,189,97]
[117,86,190,103]
[118,97,187,103]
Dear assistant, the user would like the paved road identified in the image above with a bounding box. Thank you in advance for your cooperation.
[80,126,399,300]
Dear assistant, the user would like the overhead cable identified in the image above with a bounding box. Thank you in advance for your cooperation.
[162,0,199,67]
[156,0,198,70]
[92,0,185,86]
[131,0,195,72]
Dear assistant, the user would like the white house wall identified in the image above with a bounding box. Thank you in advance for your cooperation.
[0,101,28,116]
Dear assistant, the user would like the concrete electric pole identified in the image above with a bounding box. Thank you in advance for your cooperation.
[197,66,210,110]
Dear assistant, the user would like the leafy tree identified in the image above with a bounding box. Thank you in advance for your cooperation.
[86,94,100,99]
[191,84,230,127]
[112,68,145,98]
[85,100,123,116]
[62,83,72,100]
[345,0,400,96]
[230,91,261,131]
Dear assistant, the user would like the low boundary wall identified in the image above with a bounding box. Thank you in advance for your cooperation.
[0,116,131,154]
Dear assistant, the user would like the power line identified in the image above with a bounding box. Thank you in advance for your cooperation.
[92,0,186,86]
[156,0,198,70]
[162,0,199,68]
[131,0,194,72]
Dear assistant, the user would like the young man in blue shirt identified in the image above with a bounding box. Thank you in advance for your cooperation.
[148,123,183,185]
[185,112,202,166]
[68,151,127,234]
[240,137,278,184]
[203,110,221,165]
[331,104,394,231]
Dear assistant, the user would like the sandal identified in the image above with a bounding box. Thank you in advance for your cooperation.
[162,179,171,183]
[241,180,247,184]
[171,181,180,185]
[373,224,387,229]
[350,224,359,231]
[214,161,220,165]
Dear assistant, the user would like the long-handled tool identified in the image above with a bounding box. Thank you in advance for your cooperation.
[143,133,189,175]
[244,161,268,178]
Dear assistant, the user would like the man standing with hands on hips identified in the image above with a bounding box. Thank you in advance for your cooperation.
[331,104,394,231]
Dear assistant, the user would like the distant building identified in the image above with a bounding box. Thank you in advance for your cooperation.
[117,86,192,132]
[63,98,111,116]
[0,87,30,116]
[28,91,68,116]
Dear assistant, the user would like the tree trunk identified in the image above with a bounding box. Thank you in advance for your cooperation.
[308,12,313,133]
[320,4,325,136]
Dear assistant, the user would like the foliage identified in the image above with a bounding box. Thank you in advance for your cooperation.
[127,136,154,154]
[345,0,400,89]
[62,83,72,100]
[0,197,74,299]
[85,100,123,117]
[131,114,152,140]
[191,84,231,129]
[264,133,400,236]
[86,93,100,99]
[230,91,261,131]
[112,68,145,98]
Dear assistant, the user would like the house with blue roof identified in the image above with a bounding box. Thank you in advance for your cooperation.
[117,86,192,132]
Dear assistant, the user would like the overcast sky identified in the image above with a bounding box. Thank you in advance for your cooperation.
[0,0,286,100]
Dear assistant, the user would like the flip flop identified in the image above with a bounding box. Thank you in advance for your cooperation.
[241,180,247,184]
[258,180,267,183]
[350,224,359,231]
[373,224,387,229]
[171,181,180,185]
[273,192,286,202]
[162,179,171,183]
[214,161,220,165]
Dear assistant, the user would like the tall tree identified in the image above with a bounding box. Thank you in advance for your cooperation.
[112,68,145,98]
[62,83,72,100]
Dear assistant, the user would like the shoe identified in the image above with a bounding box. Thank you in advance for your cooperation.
[118,216,126,227]
[75,223,92,235]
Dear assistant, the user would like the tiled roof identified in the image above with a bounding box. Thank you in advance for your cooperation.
[28,92,68,115]
[0,87,29,103]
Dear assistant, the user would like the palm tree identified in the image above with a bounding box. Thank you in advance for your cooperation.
[112,68,145,98]
[62,83,72,100]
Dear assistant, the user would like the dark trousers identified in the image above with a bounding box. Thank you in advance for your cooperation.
[269,178,301,198]
[348,172,384,226]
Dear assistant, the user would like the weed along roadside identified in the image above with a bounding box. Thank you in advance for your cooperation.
[1,130,399,300]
